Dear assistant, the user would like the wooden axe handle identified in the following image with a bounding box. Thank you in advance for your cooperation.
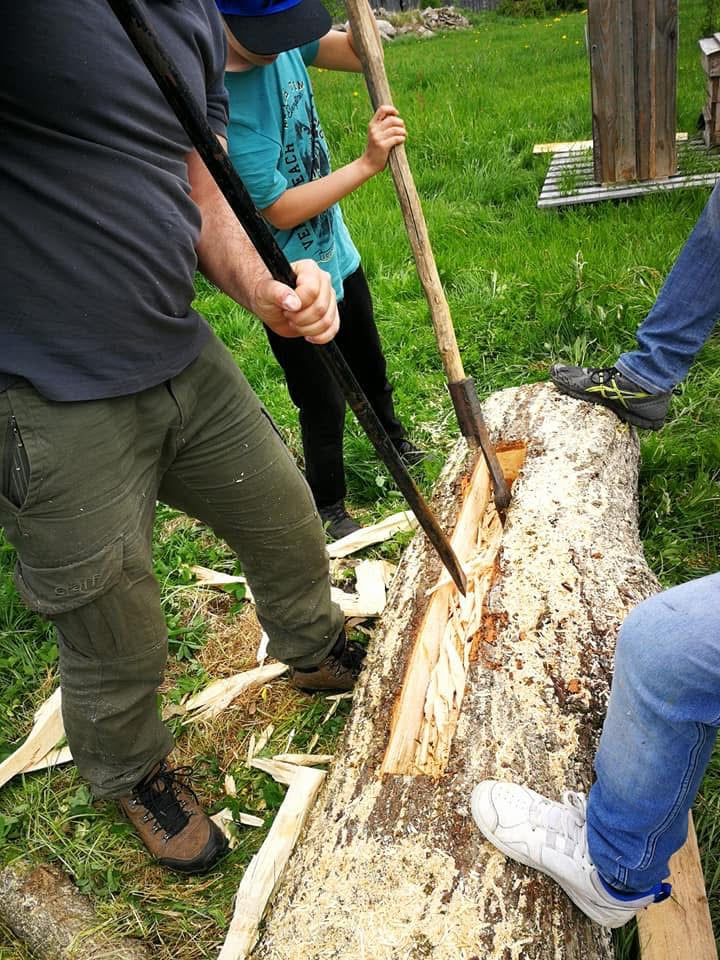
[344,0,464,384]
[344,0,511,509]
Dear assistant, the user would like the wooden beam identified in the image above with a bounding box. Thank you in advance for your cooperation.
[637,813,717,960]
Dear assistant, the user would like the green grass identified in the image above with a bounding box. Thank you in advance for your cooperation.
[2,5,720,957]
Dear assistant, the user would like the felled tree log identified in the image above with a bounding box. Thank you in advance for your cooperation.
[0,861,152,960]
[254,381,660,960]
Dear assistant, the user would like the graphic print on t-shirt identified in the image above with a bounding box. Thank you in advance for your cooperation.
[281,85,333,262]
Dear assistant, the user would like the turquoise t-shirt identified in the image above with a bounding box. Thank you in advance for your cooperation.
[225,43,360,301]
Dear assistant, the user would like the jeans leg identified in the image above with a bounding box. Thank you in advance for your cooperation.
[158,334,344,668]
[0,384,176,798]
[587,575,720,891]
[617,182,720,393]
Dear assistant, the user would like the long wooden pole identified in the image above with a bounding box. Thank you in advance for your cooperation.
[344,0,510,510]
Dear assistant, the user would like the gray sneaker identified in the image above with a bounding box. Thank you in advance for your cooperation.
[550,364,671,430]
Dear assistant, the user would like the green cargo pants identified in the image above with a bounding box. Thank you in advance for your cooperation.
[0,333,344,798]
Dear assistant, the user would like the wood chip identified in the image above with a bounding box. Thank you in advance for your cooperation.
[0,688,65,789]
[218,759,325,960]
[326,511,418,559]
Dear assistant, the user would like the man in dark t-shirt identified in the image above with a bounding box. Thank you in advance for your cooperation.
[0,0,364,875]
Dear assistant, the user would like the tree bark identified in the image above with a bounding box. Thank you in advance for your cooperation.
[0,861,152,960]
[254,382,659,960]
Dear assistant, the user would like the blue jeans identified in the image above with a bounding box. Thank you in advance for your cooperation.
[616,181,720,394]
[587,575,720,891]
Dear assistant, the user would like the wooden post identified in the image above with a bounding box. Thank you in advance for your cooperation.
[589,0,678,183]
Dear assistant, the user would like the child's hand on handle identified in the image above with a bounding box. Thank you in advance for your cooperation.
[362,105,407,174]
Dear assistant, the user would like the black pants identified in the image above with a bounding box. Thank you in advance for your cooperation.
[266,266,405,508]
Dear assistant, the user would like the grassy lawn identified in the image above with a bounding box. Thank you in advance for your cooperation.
[2,5,720,957]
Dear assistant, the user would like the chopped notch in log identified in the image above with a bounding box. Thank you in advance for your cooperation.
[381,444,526,778]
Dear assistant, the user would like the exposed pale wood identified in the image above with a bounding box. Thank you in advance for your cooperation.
[273,753,333,766]
[218,758,325,960]
[0,687,64,789]
[164,662,288,722]
[381,450,502,776]
[255,382,657,960]
[533,133,687,154]
[191,564,388,619]
[354,560,388,617]
[637,813,717,960]
[326,510,417,558]
[344,0,465,384]
[495,441,528,484]
[211,807,265,848]
[0,861,152,960]
[2,664,289,786]
[20,745,73,775]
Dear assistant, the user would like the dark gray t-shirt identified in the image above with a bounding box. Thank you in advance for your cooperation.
[0,0,229,400]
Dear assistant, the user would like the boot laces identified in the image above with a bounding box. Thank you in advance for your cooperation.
[529,790,590,863]
[132,763,198,841]
[334,638,366,674]
[588,366,621,386]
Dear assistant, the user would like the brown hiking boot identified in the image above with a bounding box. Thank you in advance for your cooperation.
[289,631,367,692]
[119,761,227,875]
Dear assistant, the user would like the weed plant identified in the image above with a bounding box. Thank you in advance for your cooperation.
[1,4,719,958]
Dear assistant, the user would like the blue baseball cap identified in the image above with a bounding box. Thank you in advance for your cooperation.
[217,0,331,56]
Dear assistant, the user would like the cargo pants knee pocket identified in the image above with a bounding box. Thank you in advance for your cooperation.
[13,536,172,787]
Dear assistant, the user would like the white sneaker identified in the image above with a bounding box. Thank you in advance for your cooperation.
[470,781,671,929]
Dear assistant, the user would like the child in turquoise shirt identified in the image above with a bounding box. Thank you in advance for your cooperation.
[217,0,425,539]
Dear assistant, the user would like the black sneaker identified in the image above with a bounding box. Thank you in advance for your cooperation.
[289,631,367,692]
[549,364,671,431]
[318,500,362,540]
[393,438,427,467]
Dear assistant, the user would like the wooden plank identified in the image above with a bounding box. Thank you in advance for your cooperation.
[634,0,654,180]
[637,813,717,960]
[588,0,616,182]
[653,0,678,178]
[533,133,687,154]
[615,0,637,181]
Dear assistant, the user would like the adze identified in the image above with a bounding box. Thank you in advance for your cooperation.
[344,0,511,511]
[106,0,468,595]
